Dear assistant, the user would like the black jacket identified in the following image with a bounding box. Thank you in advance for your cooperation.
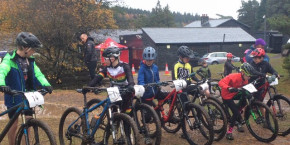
[250,61,278,83]
[84,37,98,63]
[224,60,236,76]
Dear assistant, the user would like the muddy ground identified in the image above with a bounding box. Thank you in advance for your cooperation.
[0,72,289,145]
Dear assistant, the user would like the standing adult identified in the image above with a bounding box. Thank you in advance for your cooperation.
[80,33,98,79]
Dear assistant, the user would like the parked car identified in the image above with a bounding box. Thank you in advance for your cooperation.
[198,52,240,65]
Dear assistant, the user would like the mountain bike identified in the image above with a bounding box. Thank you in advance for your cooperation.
[0,89,56,145]
[220,78,279,142]
[187,79,227,141]
[59,86,140,145]
[147,80,214,145]
[256,75,289,136]
[86,84,162,145]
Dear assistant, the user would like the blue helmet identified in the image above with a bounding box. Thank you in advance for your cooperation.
[143,47,157,60]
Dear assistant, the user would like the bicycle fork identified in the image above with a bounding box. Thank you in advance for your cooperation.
[109,108,125,144]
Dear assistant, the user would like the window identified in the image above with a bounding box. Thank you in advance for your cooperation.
[216,53,225,57]
[210,53,216,57]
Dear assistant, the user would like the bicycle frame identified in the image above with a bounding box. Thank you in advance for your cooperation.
[67,91,122,142]
[0,98,35,143]
[153,88,179,122]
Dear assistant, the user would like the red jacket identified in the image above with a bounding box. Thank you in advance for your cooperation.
[218,73,248,100]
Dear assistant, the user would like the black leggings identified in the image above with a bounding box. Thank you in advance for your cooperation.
[223,96,246,127]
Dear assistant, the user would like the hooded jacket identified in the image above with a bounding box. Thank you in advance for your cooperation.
[138,61,160,99]
[0,50,51,107]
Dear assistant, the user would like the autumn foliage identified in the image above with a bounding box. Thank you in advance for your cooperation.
[0,0,117,86]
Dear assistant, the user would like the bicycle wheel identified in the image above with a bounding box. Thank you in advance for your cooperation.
[86,98,109,143]
[133,103,162,145]
[160,100,182,133]
[59,107,84,145]
[210,83,221,98]
[182,103,214,145]
[15,118,57,145]
[244,101,278,142]
[269,95,290,136]
[103,113,141,145]
[203,99,227,141]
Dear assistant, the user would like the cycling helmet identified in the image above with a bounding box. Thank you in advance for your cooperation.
[255,38,266,46]
[226,53,233,58]
[16,32,42,48]
[177,46,194,58]
[249,48,265,57]
[143,47,157,60]
[102,47,120,58]
[240,63,256,76]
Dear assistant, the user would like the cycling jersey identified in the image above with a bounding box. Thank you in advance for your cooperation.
[218,73,248,100]
[90,61,134,87]
[172,59,199,82]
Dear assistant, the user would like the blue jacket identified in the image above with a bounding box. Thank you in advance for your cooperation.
[0,50,51,107]
[137,61,160,99]
[245,45,270,63]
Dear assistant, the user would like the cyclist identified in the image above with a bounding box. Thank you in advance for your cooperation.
[173,45,199,82]
[0,32,53,145]
[196,60,211,96]
[196,60,211,80]
[249,48,279,102]
[89,47,135,114]
[137,47,167,106]
[224,53,238,77]
[218,63,257,140]
[245,38,270,63]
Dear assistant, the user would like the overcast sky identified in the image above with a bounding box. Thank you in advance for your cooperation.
[118,0,261,19]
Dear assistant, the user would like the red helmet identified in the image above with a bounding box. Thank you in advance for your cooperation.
[250,48,265,57]
[227,53,233,58]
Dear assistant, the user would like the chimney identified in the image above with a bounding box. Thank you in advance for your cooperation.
[201,14,209,27]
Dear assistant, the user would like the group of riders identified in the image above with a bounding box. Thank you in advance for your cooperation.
[0,32,282,144]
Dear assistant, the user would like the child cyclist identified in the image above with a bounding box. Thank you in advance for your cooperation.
[137,46,168,106]
[0,32,53,145]
[218,63,257,140]
[89,47,135,114]
[196,60,212,96]
[249,48,279,102]
[224,53,239,77]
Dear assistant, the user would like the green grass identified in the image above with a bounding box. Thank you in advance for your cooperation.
[193,54,290,97]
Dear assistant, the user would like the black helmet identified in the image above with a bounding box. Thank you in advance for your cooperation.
[177,46,194,58]
[16,32,42,48]
[102,47,121,58]
[240,63,256,76]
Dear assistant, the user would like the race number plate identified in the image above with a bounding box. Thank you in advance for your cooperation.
[107,87,122,103]
[24,92,44,108]
[270,78,278,86]
[243,83,257,93]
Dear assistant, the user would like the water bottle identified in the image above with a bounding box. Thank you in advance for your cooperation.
[90,115,100,129]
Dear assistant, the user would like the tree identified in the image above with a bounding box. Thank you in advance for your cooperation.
[237,0,260,34]
[266,0,290,35]
[215,14,233,19]
[0,0,117,85]
[149,0,175,27]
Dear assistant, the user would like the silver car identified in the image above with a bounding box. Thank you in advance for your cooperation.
[199,52,240,65]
